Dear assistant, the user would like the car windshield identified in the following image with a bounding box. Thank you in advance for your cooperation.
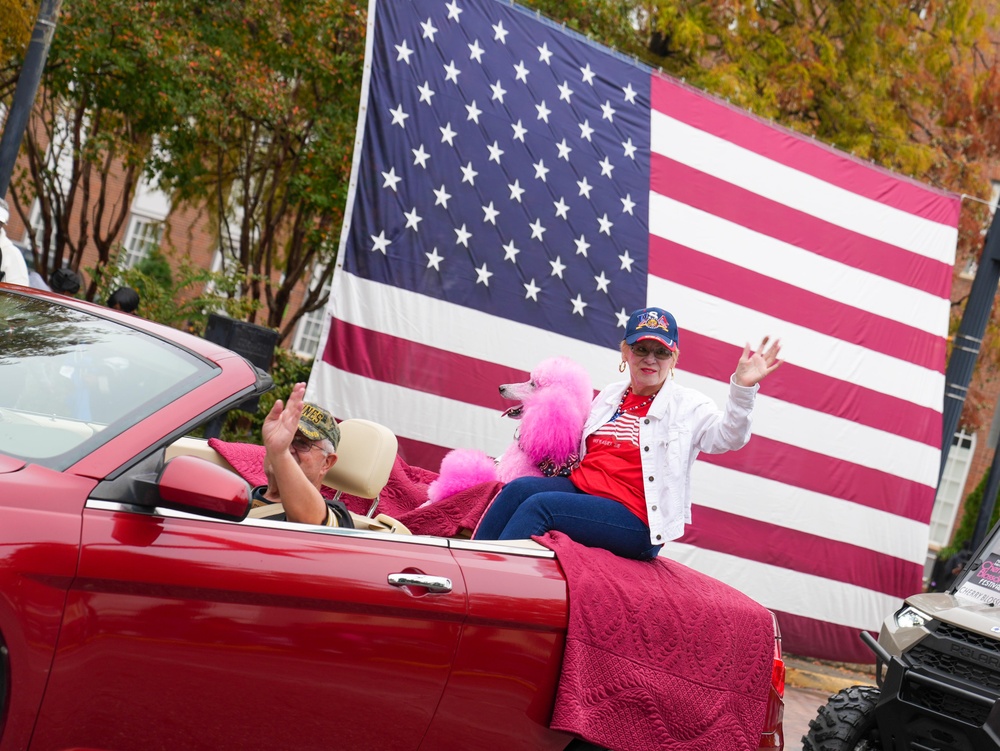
[953,530,1000,605]
[0,290,216,469]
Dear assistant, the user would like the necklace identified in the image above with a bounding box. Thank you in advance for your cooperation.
[611,386,659,420]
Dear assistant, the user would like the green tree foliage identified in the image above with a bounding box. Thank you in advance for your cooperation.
[0,0,34,98]
[151,0,366,341]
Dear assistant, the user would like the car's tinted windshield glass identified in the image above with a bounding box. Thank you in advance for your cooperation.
[953,538,1000,605]
[0,291,215,468]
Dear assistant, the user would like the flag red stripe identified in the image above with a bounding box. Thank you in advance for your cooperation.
[773,610,877,664]
[650,154,953,299]
[679,331,942,448]
[681,507,921,599]
[650,236,946,372]
[703,436,933,523]
[651,76,961,226]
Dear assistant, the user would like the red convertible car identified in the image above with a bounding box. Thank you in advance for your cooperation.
[0,285,784,750]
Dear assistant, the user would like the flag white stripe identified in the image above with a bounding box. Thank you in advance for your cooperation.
[650,110,958,262]
[692,463,929,563]
[663,542,898,630]
[648,192,952,333]
[692,374,938,487]
[652,277,946,411]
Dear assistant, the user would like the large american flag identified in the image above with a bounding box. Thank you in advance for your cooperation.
[307,0,960,662]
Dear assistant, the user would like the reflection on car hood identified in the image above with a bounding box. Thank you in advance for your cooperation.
[0,453,26,473]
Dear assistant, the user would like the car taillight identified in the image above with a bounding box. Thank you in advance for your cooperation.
[771,654,785,698]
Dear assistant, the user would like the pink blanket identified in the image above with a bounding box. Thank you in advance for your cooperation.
[207,439,499,537]
[536,532,774,751]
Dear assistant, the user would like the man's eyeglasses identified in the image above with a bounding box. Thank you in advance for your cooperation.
[630,343,675,361]
[290,436,328,455]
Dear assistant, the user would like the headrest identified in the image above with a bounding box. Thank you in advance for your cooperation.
[323,418,398,499]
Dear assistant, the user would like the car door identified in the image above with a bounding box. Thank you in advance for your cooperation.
[31,504,466,751]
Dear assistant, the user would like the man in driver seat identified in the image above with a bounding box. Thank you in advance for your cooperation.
[254,382,354,528]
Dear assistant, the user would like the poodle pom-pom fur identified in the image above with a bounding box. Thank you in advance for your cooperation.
[425,449,499,504]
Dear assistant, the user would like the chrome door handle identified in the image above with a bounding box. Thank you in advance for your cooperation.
[388,573,453,593]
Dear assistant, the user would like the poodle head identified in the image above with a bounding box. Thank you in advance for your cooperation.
[498,356,592,421]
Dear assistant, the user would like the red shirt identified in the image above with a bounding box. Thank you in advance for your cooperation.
[570,390,652,523]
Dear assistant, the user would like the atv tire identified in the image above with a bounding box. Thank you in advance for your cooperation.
[803,685,882,751]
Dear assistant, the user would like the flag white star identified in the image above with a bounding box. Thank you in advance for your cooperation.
[599,156,614,177]
[446,0,462,21]
[418,81,435,105]
[475,262,493,286]
[598,213,614,235]
[370,230,391,254]
[580,63,595,84]
[578,120,594,141]
[619,249,634,271]
[433,184,452,207]
[493,20,508,43]
[503,240,520,262]
[621,194,635,214]
[440,122,457,145]
[491,80,507,103]
[574,234,590,256]
[556,139,572,160]
[595,271,610,293]
[426,247,444,270]
[487,141,504,163]
[381,167,402,191]
[412,144,430,168]
[535,101,551,122]
[524,278,541,300]
[443,60,461,83]
[455,224,472,247]
[420,18,438,41]
[466,100,482,123]
[508,180,525,202]
[461,162,478,185]
[601,100,616,122]
[549,256,566,278]
[538,42,553,64]
[395,40,413,64]
[404,207,422,231]
[511,120,527,141]
[468,39,484,62]
[623,83,637,103]
[514,60,529,82]
[533,159,549,181]
[616,308,630,327]
[482,202,499,224]
[554,197,569,219]
[390,104,408,128]
[623,137,637,159]
[571,294,588,316]
[558,81,573,103]
[529,219,546,240]
[577,176,592,198]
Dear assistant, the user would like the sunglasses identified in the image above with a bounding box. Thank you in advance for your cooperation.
[290,436,328,455]
[630,343,675,361]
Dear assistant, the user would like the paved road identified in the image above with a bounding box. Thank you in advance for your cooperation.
[783,685,835,749]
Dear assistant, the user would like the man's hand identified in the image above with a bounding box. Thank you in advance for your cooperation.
[734,337,783,388]
[263,382,307,454]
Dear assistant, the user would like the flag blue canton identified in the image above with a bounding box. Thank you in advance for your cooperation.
[345,0,651,348]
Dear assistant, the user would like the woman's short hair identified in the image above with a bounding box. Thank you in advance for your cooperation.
[107,286,140,313]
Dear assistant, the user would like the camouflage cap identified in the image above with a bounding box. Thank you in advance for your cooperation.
[297,402,340,451]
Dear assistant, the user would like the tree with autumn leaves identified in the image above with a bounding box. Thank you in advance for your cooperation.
[4,0,365,339]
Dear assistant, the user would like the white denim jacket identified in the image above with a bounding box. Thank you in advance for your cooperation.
[579,376,758,545]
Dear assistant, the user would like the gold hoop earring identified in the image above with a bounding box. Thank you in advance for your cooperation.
[618,361,626,373]
[670,368,675,380]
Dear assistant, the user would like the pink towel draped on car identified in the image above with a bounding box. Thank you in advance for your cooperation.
[536,531,774,751]
[206,439,499,537]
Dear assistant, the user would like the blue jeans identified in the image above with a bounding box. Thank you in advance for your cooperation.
[473,476,662,561]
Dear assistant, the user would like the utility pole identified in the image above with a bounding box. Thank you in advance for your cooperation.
[0,0,64,198]
[939,206,1000,482]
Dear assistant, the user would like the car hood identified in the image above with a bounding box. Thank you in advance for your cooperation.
[0,454,26,473]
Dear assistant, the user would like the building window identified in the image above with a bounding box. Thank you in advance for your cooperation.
[929,430,976,555]
[120,216,163,268]
[291,268,332,358]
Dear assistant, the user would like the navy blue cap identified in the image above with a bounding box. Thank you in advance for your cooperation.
[624,307,679,351]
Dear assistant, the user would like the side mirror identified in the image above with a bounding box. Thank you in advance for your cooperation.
[157,455,251,522]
